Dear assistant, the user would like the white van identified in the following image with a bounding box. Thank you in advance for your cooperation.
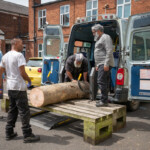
[43,12,150,111]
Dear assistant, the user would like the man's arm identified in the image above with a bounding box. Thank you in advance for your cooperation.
[83,72,88,81]
[0,67,5,93]
[19,65,31,83]
[66,71,76,81]
[104,35,113,71]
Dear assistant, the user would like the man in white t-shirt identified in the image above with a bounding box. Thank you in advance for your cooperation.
[0,38,40,143]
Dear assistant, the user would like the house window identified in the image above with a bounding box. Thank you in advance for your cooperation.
[60,5,70,26]
[38,9,46,29]
[38,44,43,57]
[86,0,98,21]
[117,0,131,19]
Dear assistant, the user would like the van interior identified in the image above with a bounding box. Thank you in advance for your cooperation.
[67,20,120,92]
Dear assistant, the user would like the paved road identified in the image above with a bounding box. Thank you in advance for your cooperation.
[0,100,150,150]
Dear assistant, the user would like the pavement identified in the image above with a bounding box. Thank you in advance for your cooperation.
[0,100,150,150]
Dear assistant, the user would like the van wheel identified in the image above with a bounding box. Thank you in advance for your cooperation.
[127,100,140,111]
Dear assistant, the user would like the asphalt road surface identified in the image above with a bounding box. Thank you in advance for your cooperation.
[0,100,150,150]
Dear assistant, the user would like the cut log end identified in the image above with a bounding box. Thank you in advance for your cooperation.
[29,88,44,107]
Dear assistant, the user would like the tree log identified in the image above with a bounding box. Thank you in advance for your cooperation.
[29,82,89,107]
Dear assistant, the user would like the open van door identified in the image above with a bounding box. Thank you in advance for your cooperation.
[125,13,150,110]
[42,25,64,84]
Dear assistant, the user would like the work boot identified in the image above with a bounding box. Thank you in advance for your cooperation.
[6,132,18,141]
[96,100,108,107]
[24,134,40,143]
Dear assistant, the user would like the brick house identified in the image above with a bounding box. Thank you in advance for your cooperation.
[29,0,150,58]
[0,0,28,57]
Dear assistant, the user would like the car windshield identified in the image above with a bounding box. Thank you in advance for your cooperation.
[26,59,43,67]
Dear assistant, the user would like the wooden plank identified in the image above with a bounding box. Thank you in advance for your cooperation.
[54,103,112,117]
[39,105,102,123]
[67,99,125,113]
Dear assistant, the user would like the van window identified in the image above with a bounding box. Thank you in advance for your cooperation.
[132,31,150,61]
[46,38,60,57]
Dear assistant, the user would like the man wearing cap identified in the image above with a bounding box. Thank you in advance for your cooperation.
[65,53,88,82]
[91,24,114,107]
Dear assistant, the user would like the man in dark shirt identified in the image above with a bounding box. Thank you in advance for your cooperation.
[65,53,88,82]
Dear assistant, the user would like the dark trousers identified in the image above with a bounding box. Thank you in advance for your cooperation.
[6,90,32,138]
[97,65,111,103]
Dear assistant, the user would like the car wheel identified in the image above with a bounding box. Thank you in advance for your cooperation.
[127,100,140,111]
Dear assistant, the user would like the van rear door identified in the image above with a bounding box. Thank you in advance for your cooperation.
[42,25,64,84]
[126,13,150,101]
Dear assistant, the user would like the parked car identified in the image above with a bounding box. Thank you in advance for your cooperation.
[25,57,43,86]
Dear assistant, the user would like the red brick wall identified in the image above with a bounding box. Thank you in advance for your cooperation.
[0,12,28,55]
[0,12,28,39]
[131,0,150,15]
[28,0,150,58]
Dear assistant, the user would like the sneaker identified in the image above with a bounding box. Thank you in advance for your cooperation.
[24,134,40,143]
[96,101,108,107]
[6,132,18,141]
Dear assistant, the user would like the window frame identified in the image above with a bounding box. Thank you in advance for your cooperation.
[22,44,26,58]
[38,44,43,57]
[117,0,131,19]
[38,9,46,29]
[60,5,70,26]
[86,0,98,22]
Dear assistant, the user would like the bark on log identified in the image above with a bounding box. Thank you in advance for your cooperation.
[29,82,89,107]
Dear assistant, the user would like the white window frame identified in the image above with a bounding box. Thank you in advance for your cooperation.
[60,5,70,26]
[38,9,46,29]
[86,0,98,22]
[38,44,43,57]
[22,45,26,57]
[117,0,131,19]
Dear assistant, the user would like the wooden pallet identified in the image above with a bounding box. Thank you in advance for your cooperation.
[38,102,113,145]
[67,99,126,132]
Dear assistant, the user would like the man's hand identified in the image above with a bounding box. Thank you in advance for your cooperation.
[72,80,77,83]
[96,67,98,71]
[104,65,109,71]
[27,81,32,88]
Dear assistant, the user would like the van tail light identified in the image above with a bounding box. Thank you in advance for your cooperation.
[116,68,124,85]
[37,68,42,73]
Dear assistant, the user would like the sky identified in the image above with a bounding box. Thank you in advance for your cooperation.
[4,0,55,7]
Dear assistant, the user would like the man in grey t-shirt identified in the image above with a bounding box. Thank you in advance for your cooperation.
[91,24,114,107]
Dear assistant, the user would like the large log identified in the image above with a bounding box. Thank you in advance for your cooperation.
[29,82,89,107]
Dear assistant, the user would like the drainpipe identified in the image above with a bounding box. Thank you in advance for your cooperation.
[33,0,36,57]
